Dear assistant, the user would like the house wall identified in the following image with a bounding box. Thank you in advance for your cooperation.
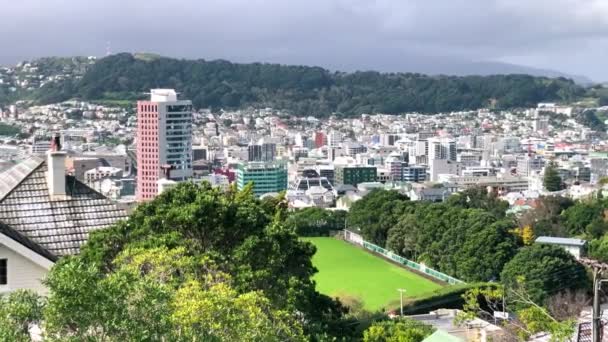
[0,245,48,294]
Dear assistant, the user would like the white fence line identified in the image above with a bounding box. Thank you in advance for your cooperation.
[343,230,464,285]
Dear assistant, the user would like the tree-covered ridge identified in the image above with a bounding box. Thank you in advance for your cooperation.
[30,53,586,116]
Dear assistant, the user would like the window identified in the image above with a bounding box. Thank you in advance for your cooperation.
[0,259,6,285]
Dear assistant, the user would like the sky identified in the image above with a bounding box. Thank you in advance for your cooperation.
[2,0,608,80]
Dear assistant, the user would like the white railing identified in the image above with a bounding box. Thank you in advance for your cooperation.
[343,230,464,285]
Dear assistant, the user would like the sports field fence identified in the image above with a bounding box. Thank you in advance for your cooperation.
[343,230,464,285]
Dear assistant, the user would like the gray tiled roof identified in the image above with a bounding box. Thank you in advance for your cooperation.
[535,236,587,247]
[0,157,128,258]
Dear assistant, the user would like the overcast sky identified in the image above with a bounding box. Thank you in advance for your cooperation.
[2,0,608,80]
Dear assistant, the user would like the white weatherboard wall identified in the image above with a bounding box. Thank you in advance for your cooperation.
[0,245,48,294]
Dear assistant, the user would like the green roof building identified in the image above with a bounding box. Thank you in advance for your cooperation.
[334,165,377,186]
[236,161,288,197]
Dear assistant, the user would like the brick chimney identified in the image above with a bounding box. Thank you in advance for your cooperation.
[47,134,67,200]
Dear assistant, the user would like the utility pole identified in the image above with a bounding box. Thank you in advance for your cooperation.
[397,289,406,316]
[593,268,601,342]
[579,258,608,342]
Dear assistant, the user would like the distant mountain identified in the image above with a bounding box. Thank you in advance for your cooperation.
[299,53,594,85]
[0,53,590,116]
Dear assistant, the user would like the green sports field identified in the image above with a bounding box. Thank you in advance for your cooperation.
[304,237,443,311]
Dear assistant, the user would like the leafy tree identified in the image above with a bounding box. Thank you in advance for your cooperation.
[501,244,589,305]
[543,162,564,192]
[588,235,608,262]
[0,290,44,342]
[445,187,509,218]
[348,190,410,246]
[387,202,519,282]
[561,200,604,236]
[586,218,608,239]
[362,318,435,342]
[44,183,352,340]
[287,208,346,236]
[522,225,535,245]
[44,246,305,341]
[519,196,573,237]
[458,285,577,342]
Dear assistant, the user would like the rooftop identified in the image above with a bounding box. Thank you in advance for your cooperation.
[535,236,587,247]
[0,156,128,259]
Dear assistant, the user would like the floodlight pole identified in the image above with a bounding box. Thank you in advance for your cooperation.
[397,289,407,316]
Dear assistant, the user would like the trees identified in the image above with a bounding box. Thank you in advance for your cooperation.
[543,162,564,192]
[44,246,306,341]
[33,53,586,117]
[458,283,590,341]
[287,208,347,236]
[41,182,352,340]
[348,190,410,246]
[0,290,44,342]
[588,234,608,262]
[561,199,604,236]
[500,244,588,305]
[362,318,435,342]
[386,203,519,282]
[445,187,509,219]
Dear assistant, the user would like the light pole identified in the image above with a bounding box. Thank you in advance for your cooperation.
[397,289,407,316]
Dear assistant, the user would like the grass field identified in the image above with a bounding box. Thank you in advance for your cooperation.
[304,237,443,311]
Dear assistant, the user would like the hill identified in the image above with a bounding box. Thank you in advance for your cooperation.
[3,53,590,116]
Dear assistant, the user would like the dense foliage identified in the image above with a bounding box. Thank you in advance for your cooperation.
[0,290,44,342]
[348,189,410,246]
[577,109,607,132]
[22,53,587,116]
[0,122,22,136]
[543,162,564,192]
[347,188,520,282]
[500,244,588,304]
[362,318,435,342]
[32,183,355,340]
[286,207,347,236]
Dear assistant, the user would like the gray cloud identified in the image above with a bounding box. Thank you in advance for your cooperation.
[1,0,607,80]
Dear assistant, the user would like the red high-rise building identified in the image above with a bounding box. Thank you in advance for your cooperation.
[314,131,327,148]
[136,89,193,201]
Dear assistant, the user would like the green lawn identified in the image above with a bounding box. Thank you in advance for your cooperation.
[304,237,443,311]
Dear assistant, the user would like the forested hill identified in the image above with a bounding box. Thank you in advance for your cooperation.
[32,53,587,116]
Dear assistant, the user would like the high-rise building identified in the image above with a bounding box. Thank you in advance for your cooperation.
[314,132,327,148]
[247,142,276,162]
[428,137,457,161]
[236,161,288,197]
[136,89,193,201]
[328,131,343,148]
[516,155,545,177]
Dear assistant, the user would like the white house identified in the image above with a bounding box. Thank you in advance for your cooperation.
[535,236,587,259]
[0,148,127,293]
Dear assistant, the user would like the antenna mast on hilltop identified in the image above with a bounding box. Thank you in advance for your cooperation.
[106,41,112,56]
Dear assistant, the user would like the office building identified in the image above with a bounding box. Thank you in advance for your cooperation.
[136,89,193,201]
[428,137,457,161]
[248,142,276,162]
[403,165,427,183]
[334,165,377,186]
[236,161,288,197]
[516,155,545,177]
